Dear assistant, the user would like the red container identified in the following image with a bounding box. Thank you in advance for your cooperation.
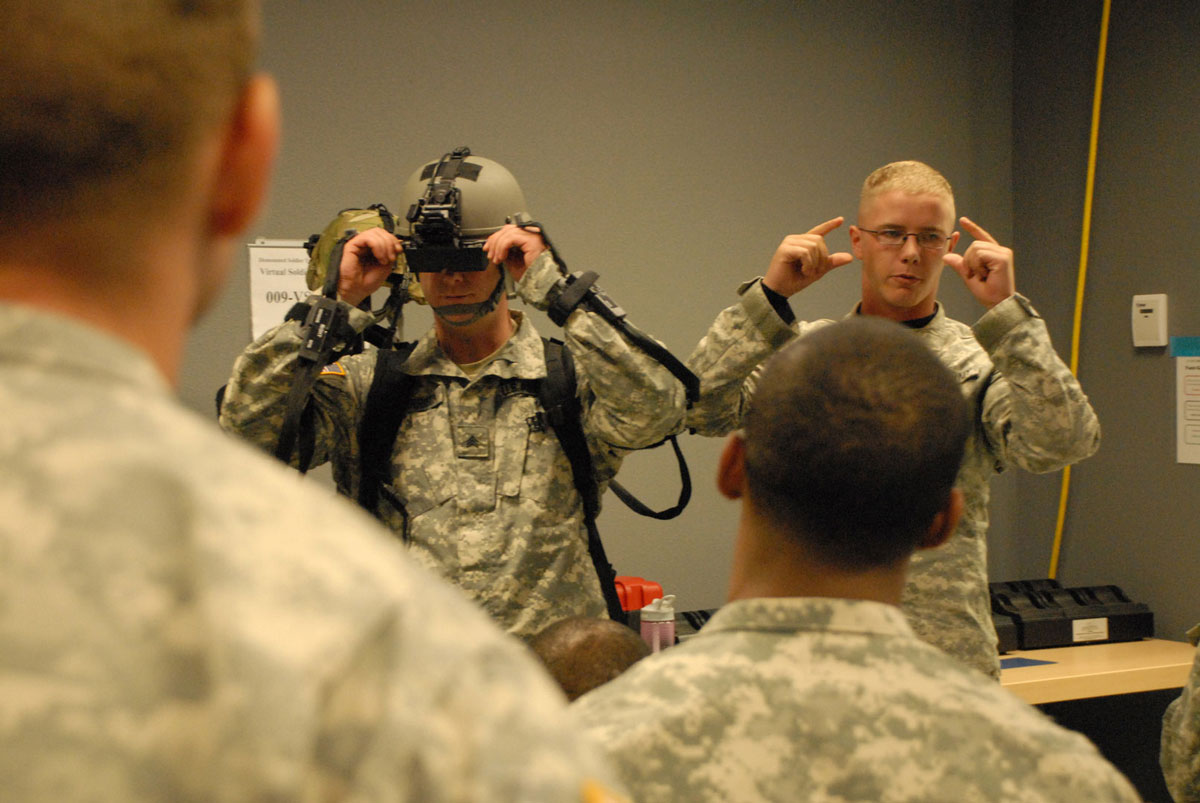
[613,575,663,612]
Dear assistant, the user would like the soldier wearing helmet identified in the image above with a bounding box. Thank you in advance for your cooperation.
[220,148,686,639]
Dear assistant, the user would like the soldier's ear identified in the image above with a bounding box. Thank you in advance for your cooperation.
[716,432,746,501]
[208,74,280,237]
[917,488,962,551]
[848,225,864,259]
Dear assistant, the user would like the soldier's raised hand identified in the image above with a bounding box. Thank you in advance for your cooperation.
[943,217,1015,309]
[762,217,854,298]
[484,224,547,283]
[337,227,402,307]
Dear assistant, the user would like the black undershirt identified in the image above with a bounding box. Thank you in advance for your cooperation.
[761,281,796,324]
[897,309,937,329]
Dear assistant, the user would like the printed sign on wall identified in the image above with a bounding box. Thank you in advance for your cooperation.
[1171,337,1200,464]
[247,239,310,340]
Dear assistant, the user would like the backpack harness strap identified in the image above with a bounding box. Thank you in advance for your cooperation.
[353,337,631,620]
[272,231,360,468]
[537,339,625,621]
[608,435,692,520]
[356,341,418,530]
[530,229,701,407]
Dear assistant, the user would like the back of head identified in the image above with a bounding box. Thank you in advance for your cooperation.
[0,0,258,230]
[859,160,956,219]
[529,617,651,702]
[743,317,969,570]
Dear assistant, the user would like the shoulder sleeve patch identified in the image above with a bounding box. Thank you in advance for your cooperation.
[320,361,347,377]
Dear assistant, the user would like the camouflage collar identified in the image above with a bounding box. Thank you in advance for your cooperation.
[0,302,170,395]
[403,311,548,381]
[701,597,913,640]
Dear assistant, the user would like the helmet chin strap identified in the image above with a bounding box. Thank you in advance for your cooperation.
[430,270,506,327]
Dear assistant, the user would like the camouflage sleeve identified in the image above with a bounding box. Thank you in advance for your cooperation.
[973,293,1101,473]
[217,297,379,471]
[341,577,632,801]
[683,278,801,436]
[1161,627,1200,802]
[517,252,686,482]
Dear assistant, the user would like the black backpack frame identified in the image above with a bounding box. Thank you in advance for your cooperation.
[356,337,690,622]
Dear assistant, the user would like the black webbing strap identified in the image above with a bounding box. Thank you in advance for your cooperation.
[351,334,684,620]
[539,340,598,518]
[272,233,355,470]
[547,271,599,327]
[273,361,321,465]
[356,342,419,528]
[530,226,697,520]
[538,339,624,621]
[368,202,395,233]
[419,147,478,183]
[576,277,699,407]
[521,223,701,406]
[608,434,692,520]
[273,296,349,466]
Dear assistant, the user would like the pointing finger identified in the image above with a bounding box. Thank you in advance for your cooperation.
[959,216,997,244]
[807,216,845,237]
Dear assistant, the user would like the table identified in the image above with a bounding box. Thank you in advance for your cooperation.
[1000,639,1195,800]
[1000,637,1195,705]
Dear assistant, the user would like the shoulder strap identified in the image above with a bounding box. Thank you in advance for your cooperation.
[539,338,692,521]
[538,338,600,519]
[537,339,693,624]
[273,298,350,468]
[537,338,624,621]
[608,435,692,520]
[356,342,419,522]
[273,233,361,471]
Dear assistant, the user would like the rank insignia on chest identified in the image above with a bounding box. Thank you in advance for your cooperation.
[453,424,491,459]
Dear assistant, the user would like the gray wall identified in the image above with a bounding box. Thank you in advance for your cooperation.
[183,0,1165,621]
[1012,0,1200,643]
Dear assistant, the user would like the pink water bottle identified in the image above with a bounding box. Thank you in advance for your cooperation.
[640,594,676,653]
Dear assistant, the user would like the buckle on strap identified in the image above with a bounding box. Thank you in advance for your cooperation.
[298,296,349,363]
[547,271,602,327]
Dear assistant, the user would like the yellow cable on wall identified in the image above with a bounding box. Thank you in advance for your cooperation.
[1049,0,1111,579]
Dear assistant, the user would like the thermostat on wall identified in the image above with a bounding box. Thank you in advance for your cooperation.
[1132,294,1168,347]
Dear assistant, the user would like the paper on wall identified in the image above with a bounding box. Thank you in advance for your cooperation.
[247,239,310,340]
[1172,337,1200,464]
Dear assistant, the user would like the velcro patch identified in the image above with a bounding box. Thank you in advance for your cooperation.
[320,362,347,377]
[453,425,491,459]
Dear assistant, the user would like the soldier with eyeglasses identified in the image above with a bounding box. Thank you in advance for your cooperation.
[684,160,1099,680]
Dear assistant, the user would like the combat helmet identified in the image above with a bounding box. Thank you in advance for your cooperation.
[303,204,418,298]
[401,147,528,238]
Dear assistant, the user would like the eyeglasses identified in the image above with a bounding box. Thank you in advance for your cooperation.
[858,228,951,251]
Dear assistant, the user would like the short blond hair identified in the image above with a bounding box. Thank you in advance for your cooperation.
[859,161,956,220]
[0,0,259,223]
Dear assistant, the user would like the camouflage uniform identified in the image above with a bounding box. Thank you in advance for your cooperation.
[685,279,1100,678]
[0,302,627,802]
[221,251,685,639]
[1162,623,1200,801]
[572,596,1140,803]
